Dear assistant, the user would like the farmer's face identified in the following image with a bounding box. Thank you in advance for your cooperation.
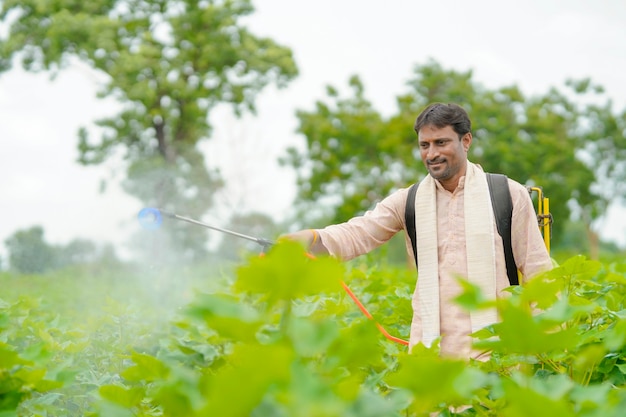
[418,124,471,192]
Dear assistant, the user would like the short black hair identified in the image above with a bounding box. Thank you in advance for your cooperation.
[414,103,471,138]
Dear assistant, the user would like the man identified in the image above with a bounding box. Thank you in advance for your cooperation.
[285,103,552,360]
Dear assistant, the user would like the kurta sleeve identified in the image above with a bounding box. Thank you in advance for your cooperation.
[317,188,409,261]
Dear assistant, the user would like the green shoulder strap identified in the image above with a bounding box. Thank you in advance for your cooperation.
[404,173,518,285]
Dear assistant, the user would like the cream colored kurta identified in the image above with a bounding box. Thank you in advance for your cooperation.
[317,169,553,359]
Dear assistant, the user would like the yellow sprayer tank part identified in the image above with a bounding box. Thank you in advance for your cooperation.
[527,186,552,255]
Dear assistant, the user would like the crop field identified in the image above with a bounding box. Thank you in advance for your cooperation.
[2,241,626,416]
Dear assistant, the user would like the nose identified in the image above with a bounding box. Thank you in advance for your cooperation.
[426,146,439,161]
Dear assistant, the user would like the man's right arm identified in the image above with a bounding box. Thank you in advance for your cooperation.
[312,188,409,261]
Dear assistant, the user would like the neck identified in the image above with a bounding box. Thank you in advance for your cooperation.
[439,161,468,192]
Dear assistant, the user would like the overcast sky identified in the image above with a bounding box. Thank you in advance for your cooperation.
[1,0,625,261]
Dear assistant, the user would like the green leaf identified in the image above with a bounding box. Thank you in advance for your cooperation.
[539,296,595,324]
[99,385,145,408]
[200,343,294,416]
[12,367,44,385]
[326,320,386,371]
[616,362,626,374]
[0,343,30,368]
[572,344,607,375]
[454,278,497,311]
[569,383,613,412]
[287,316,341,357]
[549,256,602,282]
[235,240,344,306]
[95,399,140,417]
[502,376,576,417]
[526,373,575,400]
[521,271,564,309]
[387,352,488,413]
[20,342,53,364]
[121,352,169,382]
[186,293,262,343]
[603,318,626,351]
[482,302,581,355]
[277,360,352,414]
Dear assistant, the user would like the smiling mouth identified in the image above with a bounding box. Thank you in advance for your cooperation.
[428,160,445,167]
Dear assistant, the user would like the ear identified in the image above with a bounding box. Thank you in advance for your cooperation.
[463,132,472,152]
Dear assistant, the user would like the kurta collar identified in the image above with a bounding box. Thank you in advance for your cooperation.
[434,175,466,194]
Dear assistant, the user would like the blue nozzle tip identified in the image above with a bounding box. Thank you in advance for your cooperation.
[138,207,163,230]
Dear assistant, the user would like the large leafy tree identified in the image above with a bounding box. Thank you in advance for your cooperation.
[0,0,298,259]
[284,76,390,225]
[286,60,626,253]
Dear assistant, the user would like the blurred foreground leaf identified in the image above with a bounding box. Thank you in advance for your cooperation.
[235,241,344,306]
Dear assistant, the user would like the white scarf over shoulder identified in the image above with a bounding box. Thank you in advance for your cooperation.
[413,162,498,347]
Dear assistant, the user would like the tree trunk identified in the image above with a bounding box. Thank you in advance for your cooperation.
[586,224,600,260]
[155,119,176,163]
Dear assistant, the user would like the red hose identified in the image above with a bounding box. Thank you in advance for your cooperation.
[340,281,409,346]
[304,252,409,346]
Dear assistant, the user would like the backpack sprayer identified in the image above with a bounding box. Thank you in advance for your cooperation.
[138,187,552,347]
[528,186,552,253]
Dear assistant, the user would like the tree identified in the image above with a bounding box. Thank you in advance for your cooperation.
[285,60,626,254]
[4,226,56,274]
[55,238,100,268]
[3,227,122,273]
[557,79,626,258]
[283,75,390,226]
[0,0,298,259]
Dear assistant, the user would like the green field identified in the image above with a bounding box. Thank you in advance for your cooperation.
[2,241,626,416]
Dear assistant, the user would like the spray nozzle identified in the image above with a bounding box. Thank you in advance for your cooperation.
[138,207,164,230]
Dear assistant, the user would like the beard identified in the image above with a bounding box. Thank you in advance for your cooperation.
[427,159,453,180]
